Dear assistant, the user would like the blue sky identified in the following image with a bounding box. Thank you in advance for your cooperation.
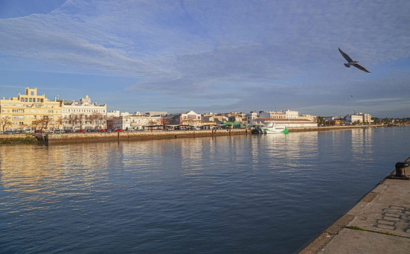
[1,0,409,117]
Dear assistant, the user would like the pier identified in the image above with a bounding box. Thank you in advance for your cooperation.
[299,159,410,254]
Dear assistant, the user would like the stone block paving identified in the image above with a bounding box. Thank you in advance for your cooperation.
[300,178,410,253]
[375,206,410,232]
[347,180,410,238]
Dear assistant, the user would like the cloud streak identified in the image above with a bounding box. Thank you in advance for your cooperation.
[1,0,410,116]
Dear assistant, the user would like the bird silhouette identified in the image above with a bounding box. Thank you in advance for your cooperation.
[339,48,370,73]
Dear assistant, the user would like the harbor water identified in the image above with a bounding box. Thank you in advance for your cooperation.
[0,127,409,253]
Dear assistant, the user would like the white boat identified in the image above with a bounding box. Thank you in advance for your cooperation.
[262,122,289,134]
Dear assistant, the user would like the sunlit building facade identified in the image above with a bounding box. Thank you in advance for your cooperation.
[61,95,107,131]
[0,87,62,131]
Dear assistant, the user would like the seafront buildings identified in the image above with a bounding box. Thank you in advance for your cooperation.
[1,87,377,132]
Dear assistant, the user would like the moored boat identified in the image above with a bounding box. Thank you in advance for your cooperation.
[263,122,288,134]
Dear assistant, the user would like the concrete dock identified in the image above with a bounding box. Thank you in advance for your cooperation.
[299,163,410,253]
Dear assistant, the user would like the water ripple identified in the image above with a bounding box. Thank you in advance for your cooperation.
[0,127,409,253]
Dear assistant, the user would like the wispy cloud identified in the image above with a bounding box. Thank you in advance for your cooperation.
[0,0,410,116]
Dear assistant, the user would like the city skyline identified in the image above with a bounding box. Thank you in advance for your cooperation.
[1,0,410,117]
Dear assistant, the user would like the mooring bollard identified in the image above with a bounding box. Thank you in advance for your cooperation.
[395,162,409,177]
[387,158,410,180]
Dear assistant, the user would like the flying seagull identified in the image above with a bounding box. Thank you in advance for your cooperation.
[338,48,370,73]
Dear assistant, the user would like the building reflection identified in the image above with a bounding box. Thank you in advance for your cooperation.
[249,132,320,172]
[1,130,375,197]
[351,128,374,162]
[0,143,115,195]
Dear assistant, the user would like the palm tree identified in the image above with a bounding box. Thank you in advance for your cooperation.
[317,116,325,126]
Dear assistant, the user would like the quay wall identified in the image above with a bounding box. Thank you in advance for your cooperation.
[45,129,248,145]
[0,126,388,145]
[298,158,410,254]
[0,134,37,144]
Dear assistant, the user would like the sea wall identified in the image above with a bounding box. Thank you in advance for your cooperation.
[1,126,388,145]
[298,158,410,253]
[0,134,38,144]
[42,129,248,145]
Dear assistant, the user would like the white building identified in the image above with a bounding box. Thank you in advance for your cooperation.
[345,112,372,124]
[61,95,107,130]
[258,110,299,120]
[180,111,202,126]
[113,114,162,130]
[245,111,259,124]
[284,110,299,119]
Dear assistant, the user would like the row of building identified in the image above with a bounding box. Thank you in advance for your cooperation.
[0,87,372,132]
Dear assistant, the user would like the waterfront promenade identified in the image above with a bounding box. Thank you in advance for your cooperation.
[299,165,410,254]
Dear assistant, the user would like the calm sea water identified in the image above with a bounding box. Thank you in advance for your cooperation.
[1,127,409,254]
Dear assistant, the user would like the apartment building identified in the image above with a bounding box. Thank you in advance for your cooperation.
[0,87,62,131]
[61,95,107,130]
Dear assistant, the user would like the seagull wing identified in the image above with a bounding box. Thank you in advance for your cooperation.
[339,48,353,62]
[353,64,370,73]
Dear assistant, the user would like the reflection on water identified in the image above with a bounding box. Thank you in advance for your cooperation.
[0,127,409,253]
[351,128,374,161]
